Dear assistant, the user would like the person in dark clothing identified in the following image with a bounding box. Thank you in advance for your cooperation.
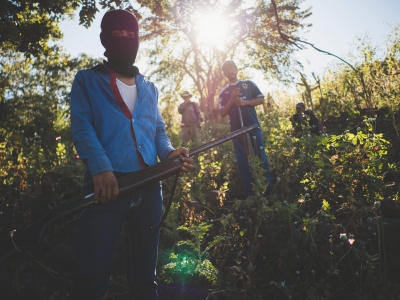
[218,60,272,197]
[69,10,193,300]
[290,102,322,136]
[178,91,203,146]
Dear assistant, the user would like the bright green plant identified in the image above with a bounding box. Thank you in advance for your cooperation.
[159,222,229,286]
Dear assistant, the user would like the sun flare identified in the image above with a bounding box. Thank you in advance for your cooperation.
[196,14,227,45]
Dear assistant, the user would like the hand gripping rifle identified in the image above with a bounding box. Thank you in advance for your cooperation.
[0,124,258,263]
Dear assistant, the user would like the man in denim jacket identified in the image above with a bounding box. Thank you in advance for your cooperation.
[69,10,193,300]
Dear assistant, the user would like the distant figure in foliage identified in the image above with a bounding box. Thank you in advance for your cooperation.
[69,10,193,300]
[178,91,202,146]
[290,102,323,136]
[218,60,272,198]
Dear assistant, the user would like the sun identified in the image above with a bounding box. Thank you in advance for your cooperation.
[196,14,227,46]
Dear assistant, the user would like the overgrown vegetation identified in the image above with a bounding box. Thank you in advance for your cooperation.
[1,3,400,300]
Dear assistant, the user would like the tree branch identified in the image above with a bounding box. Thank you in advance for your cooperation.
[270,0,356,72]
[270,0,373,108]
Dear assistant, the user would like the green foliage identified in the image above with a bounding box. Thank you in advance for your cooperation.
[156,106,399,299]
[159,222,228,286]
[300,25,400,122]
[1,0,139,56]
[297,121,390,205]
[0,48,99,224]
[0,48,103,298]
[218,117,396,298]
[2,6,400,300]
[248,155,269,197]
[172,119,240,206]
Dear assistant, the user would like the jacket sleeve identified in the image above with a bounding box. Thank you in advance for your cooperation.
[178,103,185,114]
[70,71,113,176]
[154,87,175,160]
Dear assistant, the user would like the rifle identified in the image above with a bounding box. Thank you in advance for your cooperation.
[238,103,256,176]
[0,124,258,263]
[238,106,256,158]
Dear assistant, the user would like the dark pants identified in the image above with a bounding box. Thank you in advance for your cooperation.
[232,128,272,197]
[71,175,163,300]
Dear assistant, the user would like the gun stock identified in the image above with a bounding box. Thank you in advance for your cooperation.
[0,124,258,263]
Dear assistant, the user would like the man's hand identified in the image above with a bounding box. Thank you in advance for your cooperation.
[93,171,119,205]
[167,148,194,173]
[234,98,247,107]
[231,87,240,101]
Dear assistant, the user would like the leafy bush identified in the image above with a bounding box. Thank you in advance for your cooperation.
[159,222,228,286]
[156,111,399,300]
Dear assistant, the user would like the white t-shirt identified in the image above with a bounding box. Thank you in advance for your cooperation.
[116,78,137,115]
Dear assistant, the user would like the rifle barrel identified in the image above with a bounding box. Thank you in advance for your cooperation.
[189,124,258,156]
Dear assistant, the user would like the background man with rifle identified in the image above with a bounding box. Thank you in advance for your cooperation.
[69,10,193,300]
[218,60,272,198]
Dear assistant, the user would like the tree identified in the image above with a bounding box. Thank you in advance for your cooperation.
[137,0,311,114]
[0,0,135,56]
[2,1,311,100]
[0,47,98,191]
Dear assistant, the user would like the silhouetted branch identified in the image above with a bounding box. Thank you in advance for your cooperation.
[270,0,373,108]
[270,0,356,73]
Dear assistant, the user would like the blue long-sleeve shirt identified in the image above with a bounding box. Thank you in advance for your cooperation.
[70,63,175,177]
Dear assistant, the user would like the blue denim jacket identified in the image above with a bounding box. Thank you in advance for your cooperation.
[70,64,175,177]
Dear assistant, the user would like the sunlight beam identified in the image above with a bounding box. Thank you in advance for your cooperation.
[196,14,227,46]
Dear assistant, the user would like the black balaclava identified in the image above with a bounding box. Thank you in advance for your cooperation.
[100,10,139,77]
